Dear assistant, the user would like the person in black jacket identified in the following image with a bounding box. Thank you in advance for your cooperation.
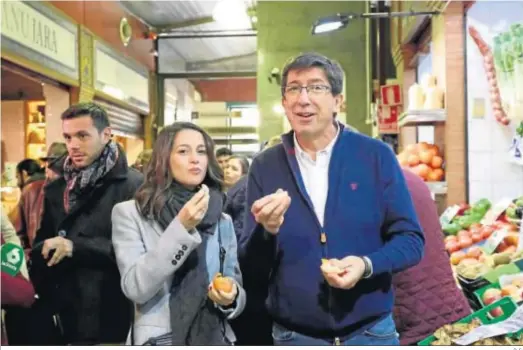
[31,102,143,345]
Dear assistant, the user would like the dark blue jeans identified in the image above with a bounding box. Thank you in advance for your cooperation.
[272,314,400,346]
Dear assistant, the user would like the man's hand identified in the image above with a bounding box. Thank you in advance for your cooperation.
[42,237,74,267]
[177,185,210,231]
[208,279,238,307]
[251,189,291,235]
[321,256,366,290]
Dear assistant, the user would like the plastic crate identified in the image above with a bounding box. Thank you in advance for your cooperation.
[418,297,522,346]
[457,262,522,296]
[473,282,501,309]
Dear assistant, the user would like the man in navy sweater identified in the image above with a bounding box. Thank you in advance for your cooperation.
[239,52,425,346]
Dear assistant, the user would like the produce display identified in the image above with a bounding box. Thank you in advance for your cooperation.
[397,142,445,182]
[453,250,522,280]
[481,276,523,306]
[442,199,492,238]
[506,196,523,224]
[441,196,522,284]
[429,318,521,346]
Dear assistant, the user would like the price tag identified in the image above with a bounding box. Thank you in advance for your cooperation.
[483,228,508,255]
[453,305,523,345]
[481,198,513,225]
[440,205,460,227]
[1,243,24,276]
[518,223,523,252]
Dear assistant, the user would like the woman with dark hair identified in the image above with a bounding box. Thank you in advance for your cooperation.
[16,159,45,190]
[111,122,245,346]
[223,155,249,191]
[224,156,250,240]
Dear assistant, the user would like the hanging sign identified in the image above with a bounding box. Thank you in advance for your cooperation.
[380,84,403,106]
[378,105,400,134]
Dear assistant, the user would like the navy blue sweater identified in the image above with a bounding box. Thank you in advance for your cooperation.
[239,124,424,339]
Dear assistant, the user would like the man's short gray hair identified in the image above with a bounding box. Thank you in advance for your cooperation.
[281,52,344,97]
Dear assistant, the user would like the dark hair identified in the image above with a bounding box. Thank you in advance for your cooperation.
[16,159,43,176]
[61,102,110,132]
[216,147,233,158]
[281,52,344,96]
[229,155,250,175]
[135,122,223,220]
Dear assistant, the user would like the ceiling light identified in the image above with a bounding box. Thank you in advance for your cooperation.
[212,0,251,29]
[311,14,350,35]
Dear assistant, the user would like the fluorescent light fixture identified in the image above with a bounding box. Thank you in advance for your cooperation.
[212,0,251,30]
[102,85,125,100]
[311,14,350,35]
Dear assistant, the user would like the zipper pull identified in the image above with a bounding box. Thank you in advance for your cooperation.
[320,232,327,244]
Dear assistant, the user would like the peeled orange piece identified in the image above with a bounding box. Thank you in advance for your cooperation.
[212,273,233,293]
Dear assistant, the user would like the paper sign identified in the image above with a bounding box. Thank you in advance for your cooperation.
[440,205,460,227]
[482,228,509,255]
[453,304,523,345]
[378,105,400,134]
[481,198,513,225]
[1,243,24,276]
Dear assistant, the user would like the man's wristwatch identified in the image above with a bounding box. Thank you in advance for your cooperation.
[361,256,373,279]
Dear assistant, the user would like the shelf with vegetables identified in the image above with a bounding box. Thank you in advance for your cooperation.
[397,141,447,194]
[25,101,47,160]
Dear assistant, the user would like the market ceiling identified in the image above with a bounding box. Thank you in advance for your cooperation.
[120,0,258,77]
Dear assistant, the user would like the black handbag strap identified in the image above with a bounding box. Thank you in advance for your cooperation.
[131,220,226,346]
[218,221,225,275]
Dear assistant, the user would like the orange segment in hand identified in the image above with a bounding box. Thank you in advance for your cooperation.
[212,273,233,293]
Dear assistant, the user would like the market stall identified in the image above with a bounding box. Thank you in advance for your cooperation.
[420,195,523,346]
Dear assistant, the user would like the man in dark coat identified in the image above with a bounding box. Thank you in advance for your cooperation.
[31,102,143,345]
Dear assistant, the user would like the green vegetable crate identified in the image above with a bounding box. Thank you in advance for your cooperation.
[473,282,523,309]
[473,282,501,309]
[418,297,522,345]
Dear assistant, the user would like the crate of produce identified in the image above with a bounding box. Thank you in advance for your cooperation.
[418,297,523,345]
[457,260,522,295]
[474,274,523,308]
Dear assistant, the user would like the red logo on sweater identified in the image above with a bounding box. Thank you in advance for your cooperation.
[350,183,358,190]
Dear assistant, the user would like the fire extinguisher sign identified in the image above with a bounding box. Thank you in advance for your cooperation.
[380,84,403,106]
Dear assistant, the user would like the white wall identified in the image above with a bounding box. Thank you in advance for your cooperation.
[466,4,523,203]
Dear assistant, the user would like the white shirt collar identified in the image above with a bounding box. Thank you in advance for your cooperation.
[293,124,340,161]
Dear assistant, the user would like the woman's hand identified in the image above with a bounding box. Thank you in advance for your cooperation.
[208,278,238,307]
[176,185,209,231]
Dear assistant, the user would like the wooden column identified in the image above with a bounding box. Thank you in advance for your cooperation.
[70,26,95,104]
[436,2,467,205]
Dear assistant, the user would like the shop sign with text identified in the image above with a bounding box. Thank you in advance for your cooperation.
[1,0,78,82]
[95,41,149,113]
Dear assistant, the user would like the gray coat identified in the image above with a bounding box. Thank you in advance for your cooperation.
[111,200,246,345]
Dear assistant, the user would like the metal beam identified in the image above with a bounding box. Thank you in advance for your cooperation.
[159,71,257,79]
[185,53,257,72]
[156,16,215,32]
[158,30,257,39]
[155,6,257,32]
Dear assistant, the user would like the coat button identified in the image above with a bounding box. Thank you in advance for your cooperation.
[171,259,177,266]
[182,245,188,251]
[175,254,181,260]
[58,230,66,237]
[178,250,184,256]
